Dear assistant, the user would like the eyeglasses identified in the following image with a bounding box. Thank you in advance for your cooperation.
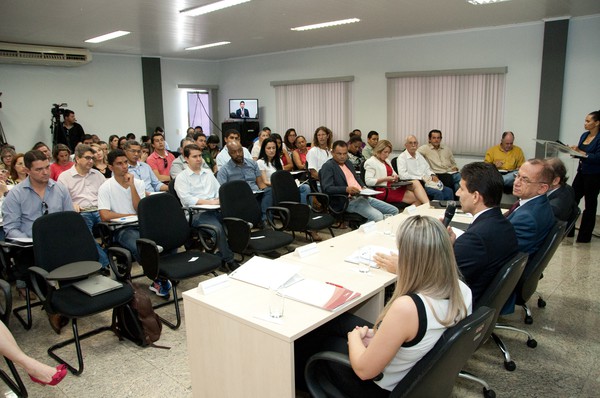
[83,156,94,161]
[513,173,548,185]
[41,201,48,215]
[127,149,141,154]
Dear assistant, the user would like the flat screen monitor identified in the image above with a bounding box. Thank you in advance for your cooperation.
[229,99,258,119]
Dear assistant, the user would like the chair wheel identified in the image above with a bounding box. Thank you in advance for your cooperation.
[527,338,537,348]
[537,298,546,308]
[504,360,516,371]
[483,388,496,398]
[524,315,533,324]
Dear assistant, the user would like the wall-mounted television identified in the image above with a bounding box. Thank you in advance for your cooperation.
[229,98,258,119]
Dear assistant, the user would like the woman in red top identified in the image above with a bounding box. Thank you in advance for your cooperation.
[50,144,74,181]
[292,135,309,170]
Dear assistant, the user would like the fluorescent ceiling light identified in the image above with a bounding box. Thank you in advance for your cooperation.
[467,0,510,4]
[85,30,130,43]
[180,0,251,17]
[185,41,231,51]
[291,18,360,31]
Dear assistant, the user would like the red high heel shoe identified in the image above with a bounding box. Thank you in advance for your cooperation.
[29,364,68,386]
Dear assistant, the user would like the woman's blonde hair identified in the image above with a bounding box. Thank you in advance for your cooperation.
[90,143,107,164]
[373,139,393,156]
[375,215,467,329]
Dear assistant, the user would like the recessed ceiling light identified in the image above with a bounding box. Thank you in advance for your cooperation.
[291,18,360,31]
[467,0,510,4]
[185,41,231,51]
[85,30,130,44]
[180,0,251,17]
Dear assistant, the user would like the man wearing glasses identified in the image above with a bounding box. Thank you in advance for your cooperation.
[57,144,109,270]
[506,159,555,256]
[146,132,175,183]
[2,149,73,332]
[123,140,167,194]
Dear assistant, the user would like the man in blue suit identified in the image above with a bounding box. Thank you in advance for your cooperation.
[451,162,519,305]
[507,159,556,256]
[235,101,249,118]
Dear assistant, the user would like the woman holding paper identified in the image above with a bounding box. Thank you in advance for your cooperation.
[569,110,600,243]
[295,216,472,396]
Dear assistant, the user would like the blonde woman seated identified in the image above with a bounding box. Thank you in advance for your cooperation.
[295,216,472,396]
[364,140,429,207]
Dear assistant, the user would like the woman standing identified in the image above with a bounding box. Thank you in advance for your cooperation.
[295,216,471,395]
[364,140,429,208]
[570,110,600,243]
[50,144,74,181]
[8,153,27,185]
[292,135,309,170]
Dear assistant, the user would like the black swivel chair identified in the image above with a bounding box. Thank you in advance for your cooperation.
[29,212,134,375]
[218,180,294,261]
[457,252,528,397]
[136,193,222,329]
[563,207,581,240]
[0,278,28,398]
[304,306,495,398]
[270,170,335,241]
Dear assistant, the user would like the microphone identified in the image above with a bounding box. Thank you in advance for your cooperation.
[442,201,457,227]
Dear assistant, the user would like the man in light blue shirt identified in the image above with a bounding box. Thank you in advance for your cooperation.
[124,140,167,193]
[174,144,238,271]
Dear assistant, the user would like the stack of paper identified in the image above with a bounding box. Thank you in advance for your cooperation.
[229,256,302,289]
[282,279,361,311]
[345,245,398,268]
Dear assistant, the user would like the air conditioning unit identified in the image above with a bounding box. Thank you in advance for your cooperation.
[0,42,92,67]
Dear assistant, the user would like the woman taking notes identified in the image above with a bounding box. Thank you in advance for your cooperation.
[296,215,472,396]
[570,110,600,243]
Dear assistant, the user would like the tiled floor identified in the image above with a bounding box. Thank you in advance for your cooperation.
[1,229,599,397]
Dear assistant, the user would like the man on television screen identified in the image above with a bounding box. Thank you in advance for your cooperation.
[236,101,249,118]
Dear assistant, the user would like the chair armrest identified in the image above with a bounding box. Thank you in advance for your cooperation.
[306,192,330,213]
[193,223,220,252]
[136,238,160,280]
[265,206,291,231]
[223,217,252,254]
[0,279,12,324]
[327,194,350,216]
[97,221,115,247]
[107,246,133,282]
[305,351,353,397]
[28,266,50,302]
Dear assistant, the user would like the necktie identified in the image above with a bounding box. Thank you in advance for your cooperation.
[505,200,520,217]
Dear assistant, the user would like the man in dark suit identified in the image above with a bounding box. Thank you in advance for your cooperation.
[451,162,518,305]
[545,157,579,223]
[507,159,555,256]
[235,101,249,118]
[319,140,398,222]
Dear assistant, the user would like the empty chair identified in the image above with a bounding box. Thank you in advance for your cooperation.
[30,212,134,375]
[136,193,222,329]
[304,306,495,398]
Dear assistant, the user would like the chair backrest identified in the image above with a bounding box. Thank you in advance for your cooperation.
[138,193,191,251]
[167,178,182,206]
[391,156,399,175]
[270,170,300,204]
[475,252,528,341]
[219,180,262,226]
[391,306,495,398]
[516,221,566,304]
[32,211,98,272]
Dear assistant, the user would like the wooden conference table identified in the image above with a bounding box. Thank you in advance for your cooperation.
[182,204,469,397]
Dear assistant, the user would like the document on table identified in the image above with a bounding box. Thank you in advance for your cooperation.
[282,279,361,311]
[229,256,302,289]
[359,188,380,196]
[110,215,138,224]
[345,245,398,268]
[189,204,220,210]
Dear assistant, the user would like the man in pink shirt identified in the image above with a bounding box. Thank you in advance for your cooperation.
[146,132,175,183]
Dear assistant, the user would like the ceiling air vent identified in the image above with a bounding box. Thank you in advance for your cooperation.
[0,42,92,67]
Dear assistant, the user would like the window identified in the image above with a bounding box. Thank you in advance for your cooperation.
[272,77,353,143]
[386,68,506,155]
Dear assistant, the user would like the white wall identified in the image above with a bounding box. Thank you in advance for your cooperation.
[218,22,545,157]
[0,54,146,151]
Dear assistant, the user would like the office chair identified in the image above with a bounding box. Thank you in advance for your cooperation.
[218,180,294,261]
[304,306,495,398]
[317,168,368,230]
[29,211,134,375]
[270,170,335,241]
[563,207,581,240]
[136,193,222,329]
[360,162,412,211]
[458,252,528,397]
[0,278,28,398]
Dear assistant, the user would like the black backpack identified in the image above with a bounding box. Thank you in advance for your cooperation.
[112,281,168,349]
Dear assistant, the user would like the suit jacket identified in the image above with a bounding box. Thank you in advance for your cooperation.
[236,108,250,118]
[454,207,518,306]
[548,184,578,222]
[507,194,555,255]
[319,158,366,212]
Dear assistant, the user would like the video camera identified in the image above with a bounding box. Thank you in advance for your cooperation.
[51,103,68,119]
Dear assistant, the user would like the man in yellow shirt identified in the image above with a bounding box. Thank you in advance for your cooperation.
[484,131,525,187]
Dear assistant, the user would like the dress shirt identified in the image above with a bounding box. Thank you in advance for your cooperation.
[127,161,165,192]
[418,144,458,173]
[216,146,253,169]
[2,177,74,238]
[146,151,175,176]
[174,167,221,207]
[484,145,525,171]
[57,165,106,208]
[217,158,261,191]
[395,150,434,180]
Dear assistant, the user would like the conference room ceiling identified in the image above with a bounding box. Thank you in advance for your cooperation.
[1,0,599,61]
